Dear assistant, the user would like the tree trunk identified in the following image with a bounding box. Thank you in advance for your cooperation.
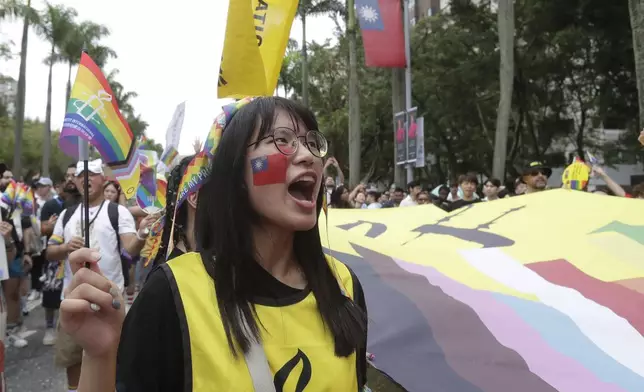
[12,0,30,179]
[492,0,514,180]
[42,44,55,177]
[391,69,405,187]
[629,0,644,129]
[301,16,309,106]
[66,62,73,104]
[347,0,361,188]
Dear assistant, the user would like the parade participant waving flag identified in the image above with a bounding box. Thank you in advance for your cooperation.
[59,52,140,200]
[59,97,369,392]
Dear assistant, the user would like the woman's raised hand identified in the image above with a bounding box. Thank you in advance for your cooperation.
[60,248,125,358]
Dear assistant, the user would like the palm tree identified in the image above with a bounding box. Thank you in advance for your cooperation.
[278,39,299,97]
[1,0,39,178]
[296,0,343,106]
[60,20,115,103]
[106,69,137,116]
[37,2,76,176]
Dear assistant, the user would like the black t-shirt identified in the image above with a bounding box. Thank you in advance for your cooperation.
[116,257,367,392]
[40,197,64,241]
[447,198,482,212]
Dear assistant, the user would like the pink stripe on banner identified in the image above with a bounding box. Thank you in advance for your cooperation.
[394,259,627,392]
[527,260,644,338]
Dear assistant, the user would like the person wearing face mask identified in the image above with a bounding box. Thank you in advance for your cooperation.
[59,97,369,392]
[520,161,552,194]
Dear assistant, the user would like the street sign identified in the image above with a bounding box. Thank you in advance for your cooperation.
[395,111,407,166]
[415,116,425,168]
[406,107,418,163]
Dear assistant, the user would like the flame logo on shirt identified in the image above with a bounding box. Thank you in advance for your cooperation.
[273,349,312,392]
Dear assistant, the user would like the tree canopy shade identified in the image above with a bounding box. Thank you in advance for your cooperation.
[281,0,640,185]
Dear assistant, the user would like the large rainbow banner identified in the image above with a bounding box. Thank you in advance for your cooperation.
[322,190,644,392]
[59,52,139,199]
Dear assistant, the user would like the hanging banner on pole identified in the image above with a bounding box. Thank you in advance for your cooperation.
[406,107,417,164]
[395,111,407,165]
[415,116,425,168]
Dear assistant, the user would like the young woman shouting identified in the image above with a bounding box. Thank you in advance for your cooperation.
[59,97,369,392]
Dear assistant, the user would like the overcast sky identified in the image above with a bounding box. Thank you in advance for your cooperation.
[0,0,336,154]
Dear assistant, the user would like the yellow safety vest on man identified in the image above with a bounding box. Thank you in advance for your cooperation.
[162,252,361,391]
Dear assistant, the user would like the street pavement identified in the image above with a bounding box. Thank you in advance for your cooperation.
[5,299,66,392]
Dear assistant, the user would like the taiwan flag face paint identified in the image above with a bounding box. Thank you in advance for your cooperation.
[251,153,288,186]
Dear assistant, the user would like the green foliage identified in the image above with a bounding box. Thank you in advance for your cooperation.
[287,0,639,184]
[0,117,73,181]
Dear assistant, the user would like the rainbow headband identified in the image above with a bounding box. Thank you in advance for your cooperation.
[166,97,255,256]
[175,97,255,209]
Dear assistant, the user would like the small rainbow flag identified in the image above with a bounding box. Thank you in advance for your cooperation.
[160,146,178,168]
[16,184,34,215]
[155,177,167,210]
[0,180,17,209]
[59,52,140,199]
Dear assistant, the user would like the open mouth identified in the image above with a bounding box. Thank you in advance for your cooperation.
[288,175,316,203]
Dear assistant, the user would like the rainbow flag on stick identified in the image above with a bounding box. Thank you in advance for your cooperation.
[59,52,140,199]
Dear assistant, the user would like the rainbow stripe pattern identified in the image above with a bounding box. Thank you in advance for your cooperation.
[322,190,644,392]
[59,52,140,200]
[0,180,17,209]
[160,146,178,168]
[155,177,167,210]
[175,98,254,209]
[15,184,34,215]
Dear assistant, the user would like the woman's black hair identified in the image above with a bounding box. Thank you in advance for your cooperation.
[153,155,195,265]
[330,185,350,208]
[195,97,366,357]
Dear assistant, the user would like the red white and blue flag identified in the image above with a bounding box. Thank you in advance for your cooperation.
[355,0,406,68]
[251,154,288,186]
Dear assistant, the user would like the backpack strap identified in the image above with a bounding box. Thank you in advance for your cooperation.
[107,202,121,251]
[62,203,80,230]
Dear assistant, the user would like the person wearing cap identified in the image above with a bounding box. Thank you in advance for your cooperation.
[45,159,157,392]
[521,161,552,194]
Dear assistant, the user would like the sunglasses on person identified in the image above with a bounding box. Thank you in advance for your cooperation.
[528,170,548,177]
[248,127,328,158]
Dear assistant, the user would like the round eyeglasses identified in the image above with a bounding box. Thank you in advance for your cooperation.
[248,127,328,158]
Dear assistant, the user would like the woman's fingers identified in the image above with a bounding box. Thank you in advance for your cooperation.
[68,266,111,296]
[60,298,98,314]
[66,282,114,311]
[68,248,102,275]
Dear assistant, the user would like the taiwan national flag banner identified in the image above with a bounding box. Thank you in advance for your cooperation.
[355,0,406,67]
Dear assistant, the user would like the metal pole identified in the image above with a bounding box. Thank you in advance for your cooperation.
[403,0,414,183]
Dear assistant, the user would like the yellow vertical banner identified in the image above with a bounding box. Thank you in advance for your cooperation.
[218,0,299,98]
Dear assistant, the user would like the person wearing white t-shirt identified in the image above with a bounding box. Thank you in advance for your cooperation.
[45,159,157,392]
[400,180,421,207]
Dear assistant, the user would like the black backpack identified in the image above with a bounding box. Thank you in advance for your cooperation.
[61,201,120,251]
[61,201,131,286]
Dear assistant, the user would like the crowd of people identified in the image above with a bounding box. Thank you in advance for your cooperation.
[325,159,644,213]
[0,98,642,392]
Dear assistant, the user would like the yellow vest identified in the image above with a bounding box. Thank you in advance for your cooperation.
[164,252,359,392]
